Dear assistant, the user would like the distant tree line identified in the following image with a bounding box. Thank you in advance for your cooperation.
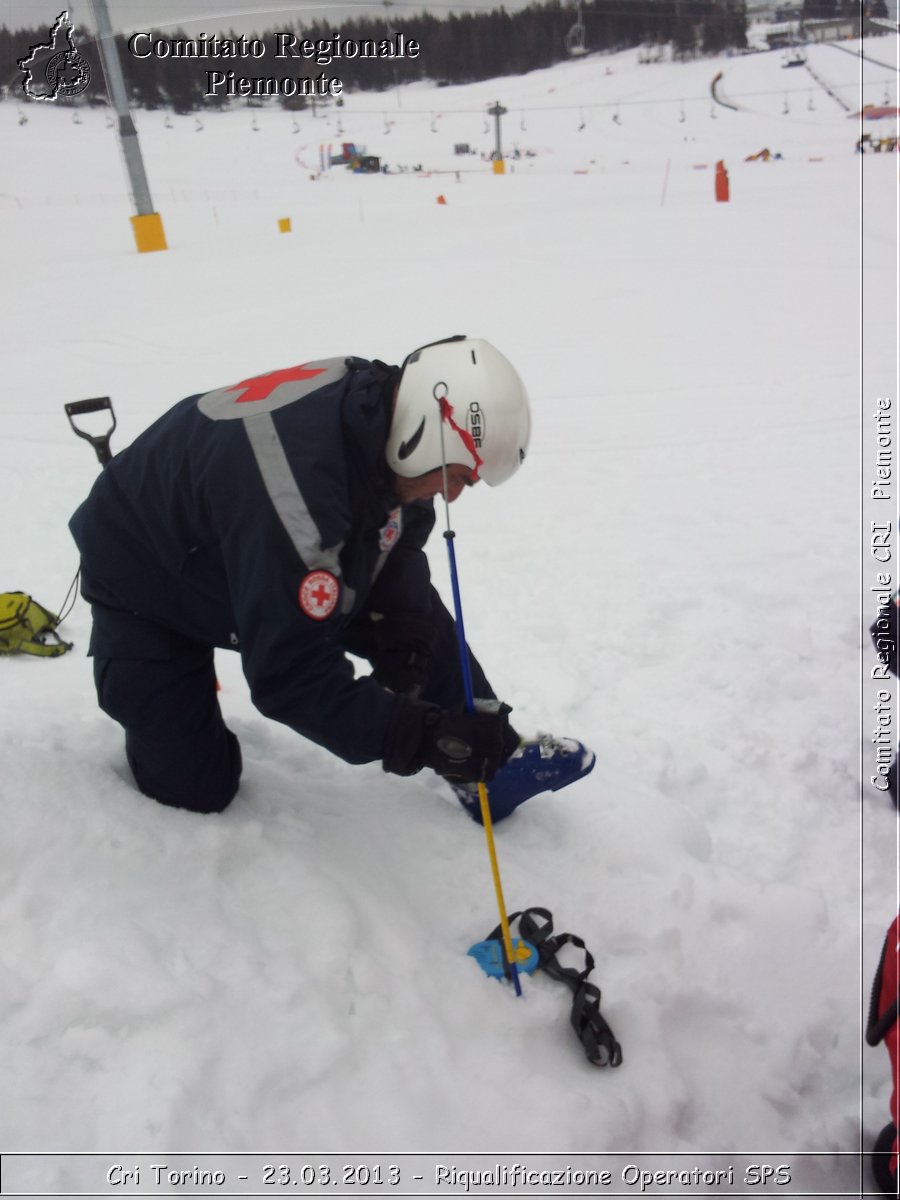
[801,0,887,22]
[2,1,748,113]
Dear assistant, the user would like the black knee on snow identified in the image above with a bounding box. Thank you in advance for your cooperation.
[126,730,242,815]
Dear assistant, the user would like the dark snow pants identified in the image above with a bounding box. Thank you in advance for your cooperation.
[90,586,497,814]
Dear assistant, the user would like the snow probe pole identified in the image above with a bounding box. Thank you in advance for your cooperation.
[437,409,523,998]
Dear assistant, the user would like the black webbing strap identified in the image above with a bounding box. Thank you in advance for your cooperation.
[484,907,623,1068]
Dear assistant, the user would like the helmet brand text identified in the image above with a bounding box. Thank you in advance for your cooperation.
[466,402,485,447]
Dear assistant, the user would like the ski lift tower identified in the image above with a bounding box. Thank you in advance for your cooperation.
[488,100,507,174]
[90,0,167,252]
[565,0,588,56]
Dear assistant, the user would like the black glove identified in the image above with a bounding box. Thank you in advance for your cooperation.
[372,613,435,698]
[419,703,513,783]
[383,697,512,783]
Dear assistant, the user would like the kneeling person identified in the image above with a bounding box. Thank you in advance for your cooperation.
[69,336,594,822]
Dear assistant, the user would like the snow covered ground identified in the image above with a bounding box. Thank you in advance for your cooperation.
[1,22,898,1197]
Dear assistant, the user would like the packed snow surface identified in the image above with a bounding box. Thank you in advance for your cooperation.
[1,26,898,1196]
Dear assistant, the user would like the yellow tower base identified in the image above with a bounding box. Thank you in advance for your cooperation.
[130,212,168,254]
[492,158,506,175]
[278,217,292,233]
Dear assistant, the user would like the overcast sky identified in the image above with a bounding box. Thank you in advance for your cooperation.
[2,0,534,35]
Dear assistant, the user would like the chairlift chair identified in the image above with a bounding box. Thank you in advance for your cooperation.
[566,0,587,56]
[566,23,587,56]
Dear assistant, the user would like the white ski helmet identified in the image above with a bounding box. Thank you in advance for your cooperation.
[386,336,531,486]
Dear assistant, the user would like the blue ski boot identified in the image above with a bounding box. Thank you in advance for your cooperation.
[454,734,596,824]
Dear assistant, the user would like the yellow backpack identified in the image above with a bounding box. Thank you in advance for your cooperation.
[0,592,72,658]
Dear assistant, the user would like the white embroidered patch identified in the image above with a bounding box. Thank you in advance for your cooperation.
[298,570,340,621]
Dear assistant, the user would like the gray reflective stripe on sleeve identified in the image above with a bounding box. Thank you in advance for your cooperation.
[243,412,356,614]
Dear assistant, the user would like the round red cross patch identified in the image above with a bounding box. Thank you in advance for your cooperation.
[298,570,340,621]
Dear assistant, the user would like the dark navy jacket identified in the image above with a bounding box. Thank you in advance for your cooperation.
[69,357,435,766]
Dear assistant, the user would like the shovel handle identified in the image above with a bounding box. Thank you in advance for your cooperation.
[65,397,117,466]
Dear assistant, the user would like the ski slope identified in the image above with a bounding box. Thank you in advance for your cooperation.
[1,24,899,1195]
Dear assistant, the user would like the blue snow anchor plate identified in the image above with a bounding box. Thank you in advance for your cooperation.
[467,937,539,979]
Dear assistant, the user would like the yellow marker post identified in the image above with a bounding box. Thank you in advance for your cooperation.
[130,212,168,254]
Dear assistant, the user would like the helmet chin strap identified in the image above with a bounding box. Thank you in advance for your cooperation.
[435,389,483,483]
